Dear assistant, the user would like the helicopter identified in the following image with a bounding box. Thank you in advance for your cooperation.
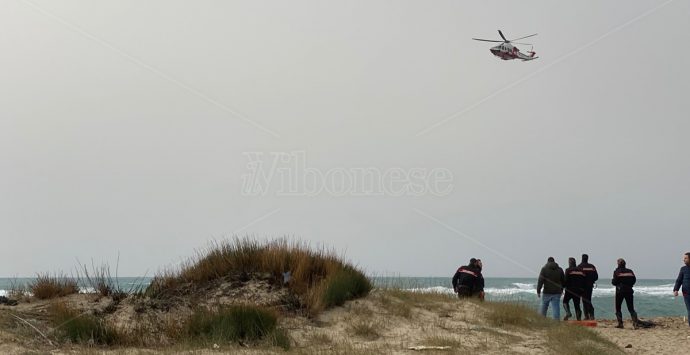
[472,30,538,61]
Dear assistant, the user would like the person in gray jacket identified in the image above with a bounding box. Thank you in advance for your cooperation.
[537,257,565,320]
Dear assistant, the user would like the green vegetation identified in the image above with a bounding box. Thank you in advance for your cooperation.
[185,305,277,342]
[317,266,372,309]
[30,273,80,300]
[49,302,119,345]
[183,305,289,349]
[483,301,551,329]
[146,238,372,314]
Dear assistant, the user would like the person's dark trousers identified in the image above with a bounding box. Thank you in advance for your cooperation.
[615,291,638,328]
[582,286,595,319]
[684,294,690,327]
[457,287,472,298]
[563,289,582,320]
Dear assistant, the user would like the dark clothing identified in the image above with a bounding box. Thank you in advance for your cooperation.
[613,266,638,324]
[582,287,595,319]
[612,267,637,294]
[615,292,637,319]
[673,265,690,295]
[684,294,690,327]
[562,291,582,319]
[537,261,564,295]
[578,262,598,319]
[564,266,586,294]
[675,265,690,327]
[577,262,599,286]
[562,266,585,319]
[452,265,484,297]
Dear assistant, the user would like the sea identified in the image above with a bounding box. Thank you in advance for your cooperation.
[372,277,688,319]
[1,277,686,319]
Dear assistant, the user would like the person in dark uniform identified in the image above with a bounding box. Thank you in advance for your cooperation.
[612,258,639,329]
[475,259,486,300]
[452,258,484,299]
[578,254,599,320]
[563,257,586,321]
[672,252,690,327]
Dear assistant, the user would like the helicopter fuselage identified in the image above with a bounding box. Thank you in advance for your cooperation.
[490,43,537,61]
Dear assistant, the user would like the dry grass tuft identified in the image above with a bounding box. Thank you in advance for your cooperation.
[146,238,371,314]
[546,324,624,355]
[307,331,333,345]
[30,273,79,300]
[347,319,380,340]
[482,301,551,329]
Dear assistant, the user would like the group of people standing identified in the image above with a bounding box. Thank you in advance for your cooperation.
[537,254,636,328]
[537,254,600,322]
[452,252,690,330]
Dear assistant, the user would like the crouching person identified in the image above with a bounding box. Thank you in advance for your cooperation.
[452,258,485,300]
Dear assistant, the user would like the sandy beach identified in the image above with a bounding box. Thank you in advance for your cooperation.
[595,317,690,354]
[3,289,688,354]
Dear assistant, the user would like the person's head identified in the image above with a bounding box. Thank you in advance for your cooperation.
[547,256,555,263]
[684,252,690,266]
[617,258,626,268]
[476,259,483,270]
[568,257,576,268]
[469,258,477,267]
[582,254,589,263]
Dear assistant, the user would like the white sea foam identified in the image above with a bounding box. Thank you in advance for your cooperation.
[593,284,675,297]
[0,287,97,298]
[404,283,677,298]
[406,286,455,295]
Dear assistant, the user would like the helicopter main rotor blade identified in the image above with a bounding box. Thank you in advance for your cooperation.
[472,38,504,42]
[509,33,538,42]
[498,30,508,42]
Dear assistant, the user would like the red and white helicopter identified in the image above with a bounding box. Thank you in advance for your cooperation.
[473,30,538,61]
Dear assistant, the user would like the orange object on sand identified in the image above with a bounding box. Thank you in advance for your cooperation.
[568,320,597,327]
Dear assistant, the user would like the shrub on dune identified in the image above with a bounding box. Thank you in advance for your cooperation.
[184,305,278,342]
[146,238,372,314]
[48,302,119,345]
[30,273,79,300]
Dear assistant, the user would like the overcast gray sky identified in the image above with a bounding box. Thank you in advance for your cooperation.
[2,0,689,278]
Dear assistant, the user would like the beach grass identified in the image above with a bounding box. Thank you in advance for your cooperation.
[146,237,372,314]
[482,300,551,329]
[48,301,119,345]
[30,273,79,300]
[183,305,282,344]
[546,323,623,355]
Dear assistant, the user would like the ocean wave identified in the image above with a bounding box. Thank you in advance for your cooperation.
[592,285,674,297]
[403,284,677,298]
[0,287,105,298]
[405,286,455,295]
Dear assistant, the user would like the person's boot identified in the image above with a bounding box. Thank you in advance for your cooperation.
[590,310,595,321]
[575,309,582,321]
[631,312,640,330]
[563,304,572,321]
[615,312,624,329]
